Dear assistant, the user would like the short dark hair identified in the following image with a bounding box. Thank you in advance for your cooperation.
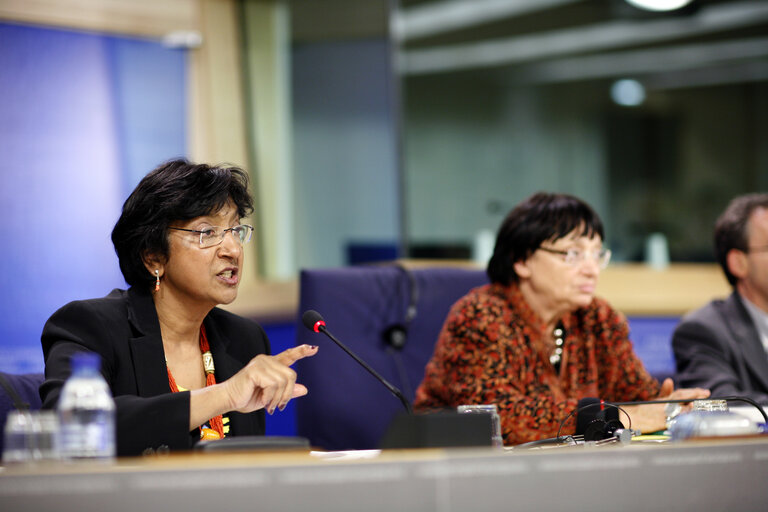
[111,159,254,289]
[487,192,605,285]
[714,193,768,287]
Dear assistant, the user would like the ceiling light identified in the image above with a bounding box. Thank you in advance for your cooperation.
[611,79,646,106]
[624,0,694,12]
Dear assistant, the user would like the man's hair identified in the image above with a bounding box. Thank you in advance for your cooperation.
[714,193,768,287]
[487,192,604,285]
[111,159,254,289]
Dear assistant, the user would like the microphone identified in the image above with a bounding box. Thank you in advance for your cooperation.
[301,310,413,414]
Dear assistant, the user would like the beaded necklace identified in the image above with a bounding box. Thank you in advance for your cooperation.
[549,322,565,372]
[166,325,225,440]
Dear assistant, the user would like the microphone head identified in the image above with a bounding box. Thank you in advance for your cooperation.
[302,310,326,333]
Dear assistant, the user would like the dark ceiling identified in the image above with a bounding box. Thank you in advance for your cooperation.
[289,0,768,88]
[391,0,768,88]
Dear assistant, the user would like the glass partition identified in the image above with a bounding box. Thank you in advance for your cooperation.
[395,0,768,264]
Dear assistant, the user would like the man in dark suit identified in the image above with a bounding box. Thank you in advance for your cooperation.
[672,193,768,405]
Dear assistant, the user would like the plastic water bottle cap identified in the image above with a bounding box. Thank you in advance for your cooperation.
[71,352,101,373]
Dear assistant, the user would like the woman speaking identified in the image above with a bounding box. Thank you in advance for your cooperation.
[40,159,317,456]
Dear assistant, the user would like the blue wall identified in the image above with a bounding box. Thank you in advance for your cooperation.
[0,22,186,373]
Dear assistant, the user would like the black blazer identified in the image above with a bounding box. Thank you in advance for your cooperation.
[672,292,768,405]
[40,287,269,456]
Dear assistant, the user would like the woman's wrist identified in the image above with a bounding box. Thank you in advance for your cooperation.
[189,383,229,430]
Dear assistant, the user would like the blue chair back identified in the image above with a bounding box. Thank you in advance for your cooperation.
[0,372,44,454]
[294,265,488,451]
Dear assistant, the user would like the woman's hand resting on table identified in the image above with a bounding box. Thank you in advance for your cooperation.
[619,378,710,434]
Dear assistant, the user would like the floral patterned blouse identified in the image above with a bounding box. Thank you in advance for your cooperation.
[414,282,660,445]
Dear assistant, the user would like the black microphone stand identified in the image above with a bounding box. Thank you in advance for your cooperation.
[316,324,413,414]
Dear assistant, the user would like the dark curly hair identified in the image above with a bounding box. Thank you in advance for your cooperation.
[111,159,254,289]
[487,192,604,285]
[714,193,768,287]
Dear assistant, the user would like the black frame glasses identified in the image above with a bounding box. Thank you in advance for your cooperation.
[168,224,253,248]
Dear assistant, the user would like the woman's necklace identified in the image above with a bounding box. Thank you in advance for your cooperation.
[549,322,565,369]
[166,325,225,440]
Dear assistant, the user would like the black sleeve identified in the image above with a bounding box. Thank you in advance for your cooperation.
[40,299,193,456]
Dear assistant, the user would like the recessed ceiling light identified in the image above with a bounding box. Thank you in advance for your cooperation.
[611,79,646,107]
[624,0,694,12]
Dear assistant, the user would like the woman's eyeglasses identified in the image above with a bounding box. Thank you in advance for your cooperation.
[538,247,612,269]
[168,224,253,248]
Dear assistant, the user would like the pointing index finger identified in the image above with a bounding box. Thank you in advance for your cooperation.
[274,344,319,366]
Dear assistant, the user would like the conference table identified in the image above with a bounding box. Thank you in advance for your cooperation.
[1,436,767,511]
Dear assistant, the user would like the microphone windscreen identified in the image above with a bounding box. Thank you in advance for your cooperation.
[302,310,324,331]
[575,398,621,437]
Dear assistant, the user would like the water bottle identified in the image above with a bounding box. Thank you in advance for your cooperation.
[3,410,34,464]
[57,352,116,460]
[2,410,60,463]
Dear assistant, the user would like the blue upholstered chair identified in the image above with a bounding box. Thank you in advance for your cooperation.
[294,265,488,451]
[0,372,44,455]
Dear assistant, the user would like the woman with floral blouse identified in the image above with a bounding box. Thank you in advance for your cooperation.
[414,192,708,445]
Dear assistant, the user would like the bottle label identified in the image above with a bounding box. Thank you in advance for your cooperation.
[59,411,114,459]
